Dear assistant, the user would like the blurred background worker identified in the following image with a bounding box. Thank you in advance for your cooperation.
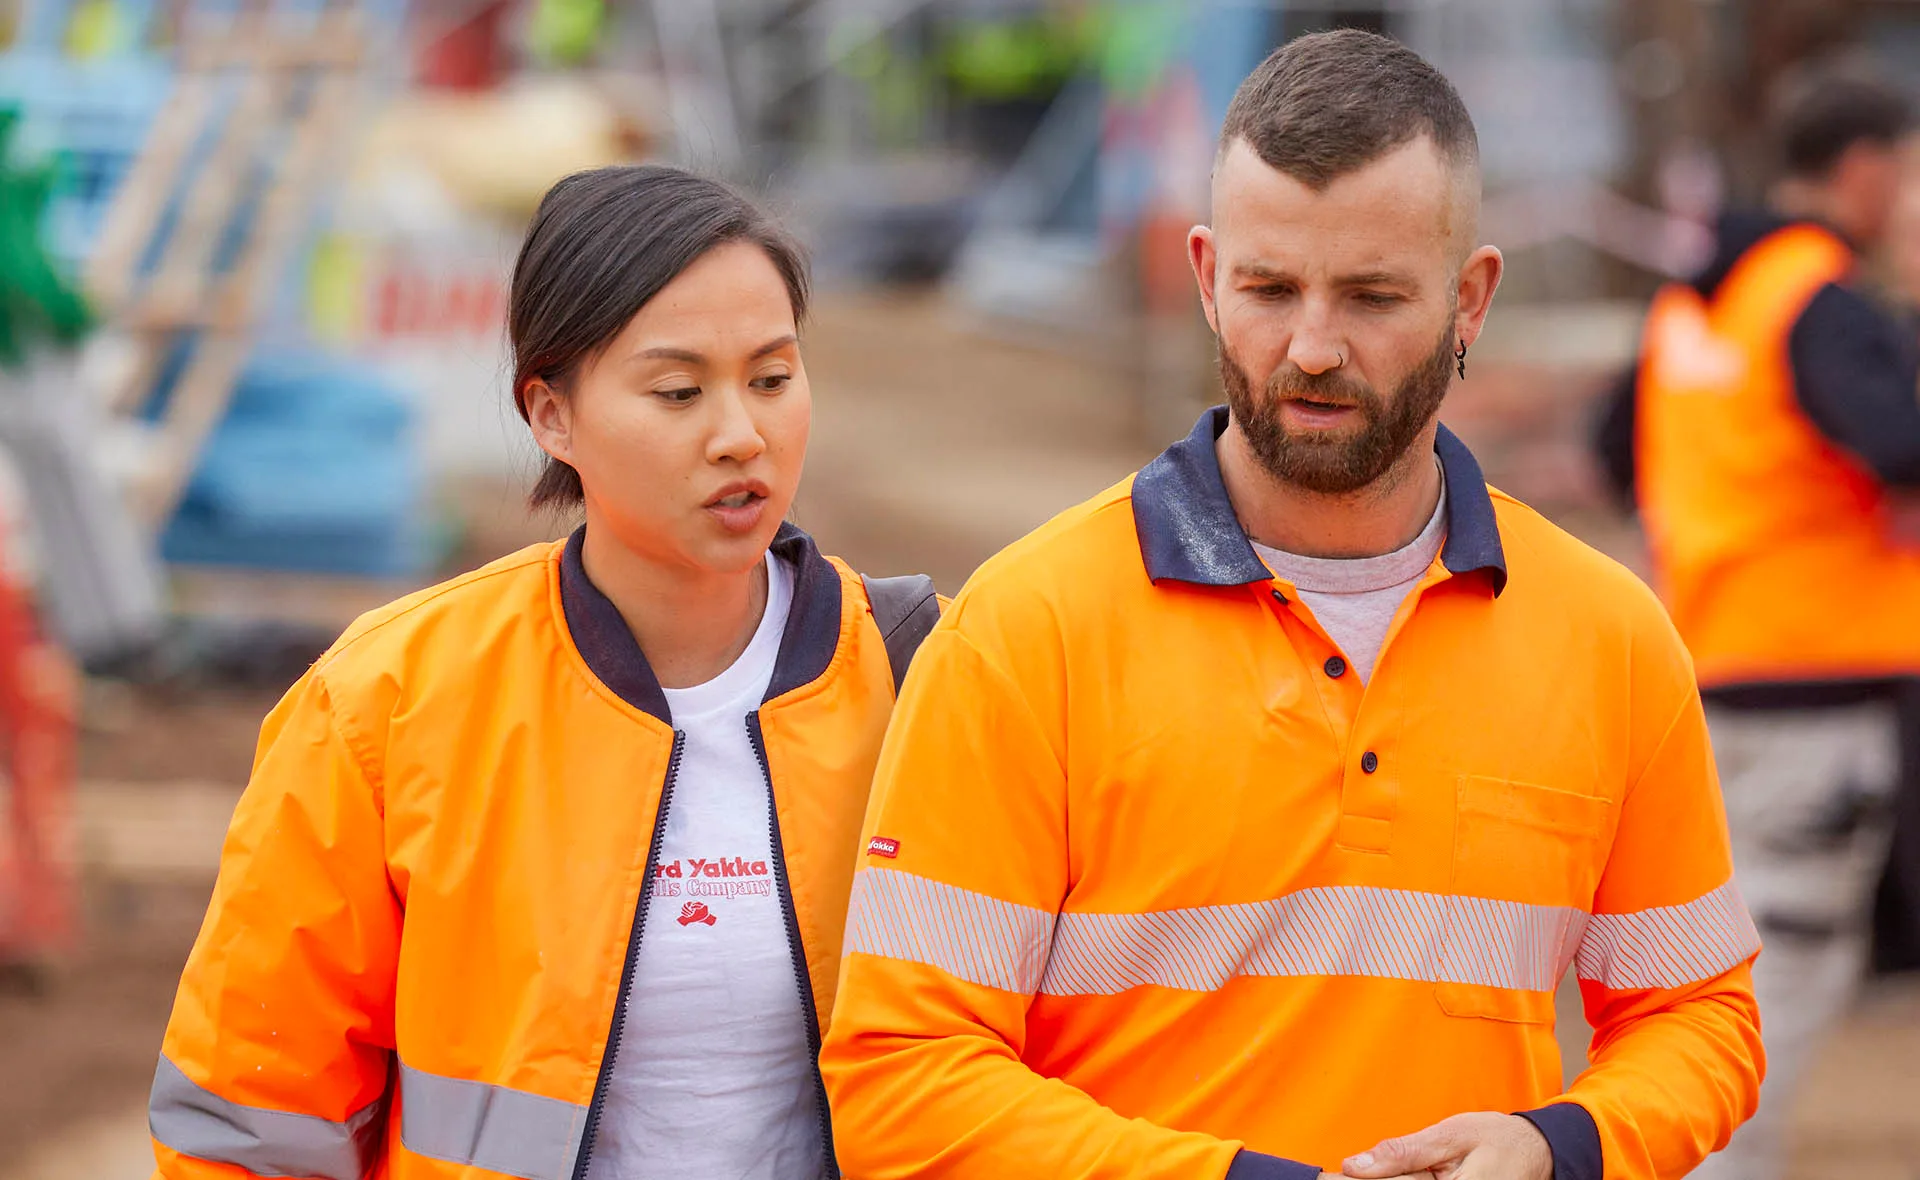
[0,111,82,990]
[1593,69,1920,1180]
[0,497,75,986]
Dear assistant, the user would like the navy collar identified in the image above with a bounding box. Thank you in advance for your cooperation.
[1131,406,1508,595]
[559,521,845,725]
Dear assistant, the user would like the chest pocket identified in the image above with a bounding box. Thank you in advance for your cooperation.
[1436,775,1613,1023]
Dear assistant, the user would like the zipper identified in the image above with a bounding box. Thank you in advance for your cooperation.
[747,711,840,1179]
[570,729,686,1180]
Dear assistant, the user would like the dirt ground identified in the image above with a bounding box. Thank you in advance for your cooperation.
[2,292,1914,1177]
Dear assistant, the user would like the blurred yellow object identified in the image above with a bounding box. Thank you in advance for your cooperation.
[63,0,128,60]
[351,78,649,219]
[306,233,364,345]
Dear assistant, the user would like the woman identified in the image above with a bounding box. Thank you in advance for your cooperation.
[149,166,933,1180]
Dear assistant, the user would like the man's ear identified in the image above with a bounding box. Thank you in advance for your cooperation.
[523,378,574,465]
[1188,225,1221,334]
[1453,244,1504,350]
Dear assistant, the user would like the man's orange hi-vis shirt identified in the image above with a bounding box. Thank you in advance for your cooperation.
[822,409,1762,1180]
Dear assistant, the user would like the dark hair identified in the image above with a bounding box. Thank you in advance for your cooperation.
[1771,70,1912,180]
[509,165,811,509]
[1219,29,1478,189]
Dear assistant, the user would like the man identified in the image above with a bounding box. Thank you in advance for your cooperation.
[1594,71,1920,1180]
[822,29,1761,1180]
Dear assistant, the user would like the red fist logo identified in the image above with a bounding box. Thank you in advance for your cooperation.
[676,901,717,927]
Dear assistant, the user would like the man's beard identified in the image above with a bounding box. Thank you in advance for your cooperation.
[1219,324,1456,495]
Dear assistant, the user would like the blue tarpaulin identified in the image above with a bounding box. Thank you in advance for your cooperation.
[159,351,428,577]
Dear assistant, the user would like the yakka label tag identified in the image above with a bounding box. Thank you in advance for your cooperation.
[867,837,900,859]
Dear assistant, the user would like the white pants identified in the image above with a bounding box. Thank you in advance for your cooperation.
[1688,701,1900,1180]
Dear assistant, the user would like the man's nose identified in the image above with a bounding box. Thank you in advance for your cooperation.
[1286,307,1344,375]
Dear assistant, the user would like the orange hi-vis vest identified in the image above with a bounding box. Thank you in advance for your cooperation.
[1636,223,1920,688]
[150,525,900,1180]
[823,409,1762,1180]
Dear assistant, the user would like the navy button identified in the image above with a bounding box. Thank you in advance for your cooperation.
[1361,751,1379,774]
[1324,656,1346,678]
[1271,588,1287,604]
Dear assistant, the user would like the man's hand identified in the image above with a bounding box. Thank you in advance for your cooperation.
[1340,1113,1551,1180]
[1320,1172,1434,1180]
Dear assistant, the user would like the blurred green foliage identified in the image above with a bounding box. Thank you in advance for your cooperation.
[0,111,92,369]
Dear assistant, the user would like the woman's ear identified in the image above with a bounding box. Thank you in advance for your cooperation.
[523,378,574,465]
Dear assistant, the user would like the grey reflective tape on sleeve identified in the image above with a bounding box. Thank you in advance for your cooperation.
[149,1054,386,1180]
[398,1062,588,1180]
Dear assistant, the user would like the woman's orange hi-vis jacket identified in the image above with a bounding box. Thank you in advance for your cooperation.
[150,524,898,1180]
[823,410,1764,1180]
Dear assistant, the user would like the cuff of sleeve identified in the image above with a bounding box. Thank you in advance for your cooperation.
[1225,1149,1321,1180]
[1516,1102,1602,1180]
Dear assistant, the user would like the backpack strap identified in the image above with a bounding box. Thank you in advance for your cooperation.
[861,573,940,695]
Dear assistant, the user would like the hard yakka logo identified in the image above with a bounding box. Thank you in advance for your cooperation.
[655,857,770,879]
[653,857,774,903]
[676,902,717,927]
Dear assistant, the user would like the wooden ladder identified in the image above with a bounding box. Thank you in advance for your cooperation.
[83,0,368,535]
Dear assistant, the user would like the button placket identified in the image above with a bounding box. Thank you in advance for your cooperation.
[1335,681,1402,854]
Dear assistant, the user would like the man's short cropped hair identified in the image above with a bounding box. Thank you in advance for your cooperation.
[1219,28,1479,189]
[1770,69,1913,180]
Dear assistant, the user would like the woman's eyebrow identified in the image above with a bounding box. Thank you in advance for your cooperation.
[636,346,705,363]
[632,334,797,364]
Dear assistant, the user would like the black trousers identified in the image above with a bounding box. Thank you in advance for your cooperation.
[1870,680,1920,973]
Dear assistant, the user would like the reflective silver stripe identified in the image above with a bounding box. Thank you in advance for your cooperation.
[398,1062,587,1180]
[1576,879,1761,991]
[1043,886,1588,996]
[847,869,1594,997]
[845,866,1056,993]
[149,1054,384,1180]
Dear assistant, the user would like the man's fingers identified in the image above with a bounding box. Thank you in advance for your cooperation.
[1342,1117,1471,1177]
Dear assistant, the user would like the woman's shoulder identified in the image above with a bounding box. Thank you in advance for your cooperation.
[312,539,565,694]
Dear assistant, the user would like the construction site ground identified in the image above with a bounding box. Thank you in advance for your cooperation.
[3,293,1915,1179]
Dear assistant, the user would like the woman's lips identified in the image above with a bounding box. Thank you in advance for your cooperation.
[704,483,770,534]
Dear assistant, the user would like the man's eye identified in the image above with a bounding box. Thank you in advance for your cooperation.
[657,387,700,404]
[1357,292,1400,308]
[752,373,792,392]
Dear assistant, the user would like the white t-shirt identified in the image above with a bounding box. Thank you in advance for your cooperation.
[585,553,827,1180]
[1250,482,1447,684]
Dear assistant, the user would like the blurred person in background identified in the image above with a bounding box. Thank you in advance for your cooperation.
[147,166,938,1180]
[1594,69,1920,1180]
[826,30,1761,1180]
[0,462,76,985]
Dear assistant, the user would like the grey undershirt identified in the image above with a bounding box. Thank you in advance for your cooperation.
[1250,481,1447,684]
